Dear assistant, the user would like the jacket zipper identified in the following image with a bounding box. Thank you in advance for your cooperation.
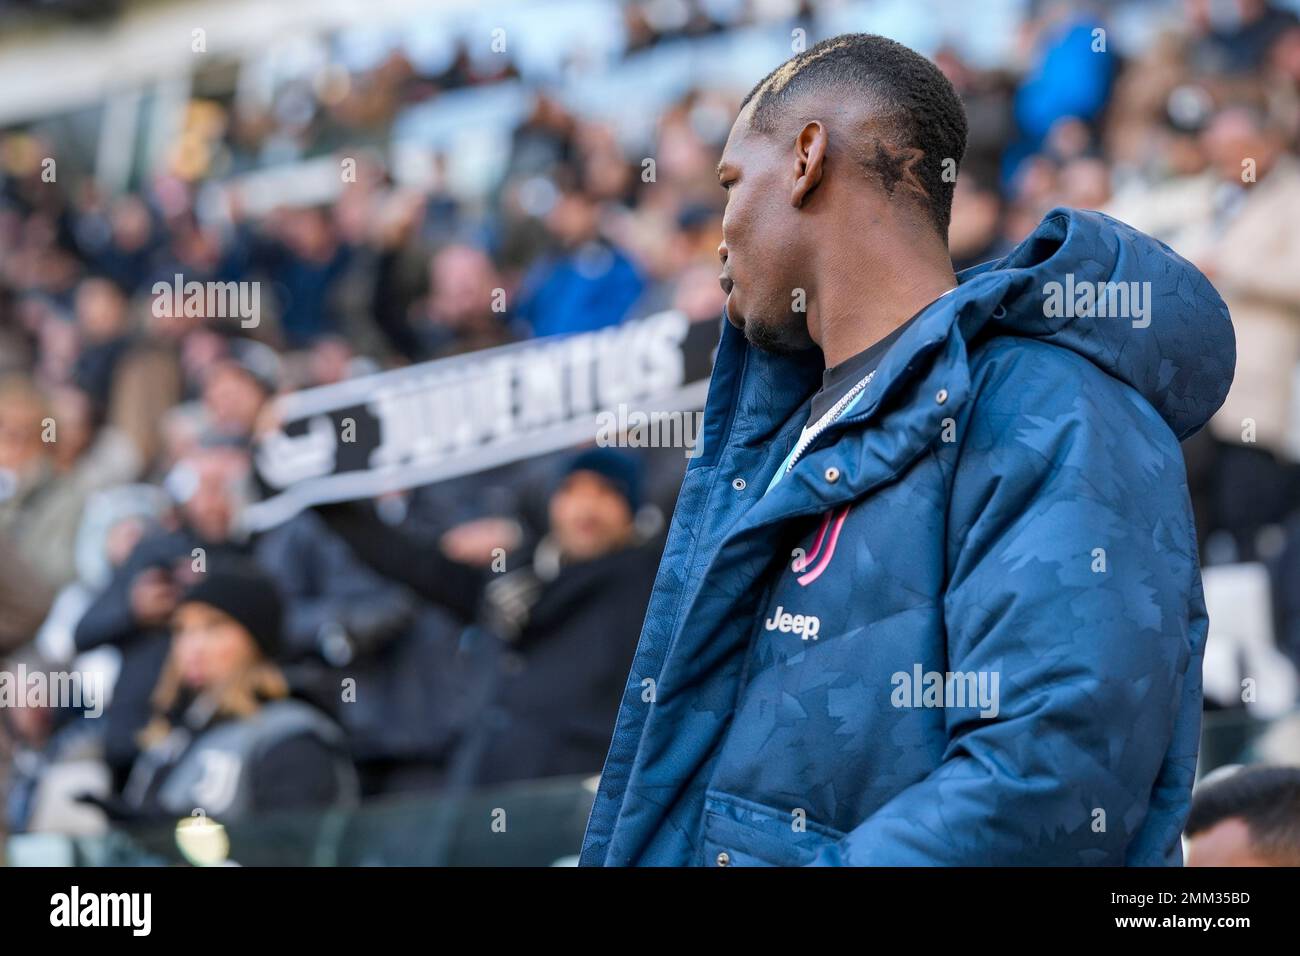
[784,368,878,475]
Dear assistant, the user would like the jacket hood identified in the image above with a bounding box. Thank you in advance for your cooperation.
[954,206,1234,440]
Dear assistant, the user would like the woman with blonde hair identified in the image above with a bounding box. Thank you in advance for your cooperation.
[106,563,357,824]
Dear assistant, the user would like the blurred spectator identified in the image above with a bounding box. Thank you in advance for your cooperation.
[0,376,139,591]
[97,565,357,824]
[35,483,173,676]
[1007,7,1115,181]
[73,446,254,789]
[1197,107,1300,463]
[419,244,516,358]
[505,92,578,182]
[9,484,170,835]
[320,448,661,787]
[253,509,458,794]
[1187,0,1300,76]
[75,195,159,297]
[198,339,281,444]
[71,278,133,409]
[225,205,353,348]
[1109,103,1300,560]
[514,184,646,337]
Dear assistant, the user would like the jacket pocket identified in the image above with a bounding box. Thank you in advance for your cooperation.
[700,791,844,867]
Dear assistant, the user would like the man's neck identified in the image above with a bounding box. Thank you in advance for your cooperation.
[812,251,957,368]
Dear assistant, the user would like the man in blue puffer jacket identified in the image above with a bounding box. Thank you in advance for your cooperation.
[580,34,1235,866]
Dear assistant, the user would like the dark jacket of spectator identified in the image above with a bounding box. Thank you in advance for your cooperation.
[254,510,466,768]
[320,502,660,787]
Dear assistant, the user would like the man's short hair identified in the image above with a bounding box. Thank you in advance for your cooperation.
[740,33,968,237]
[1186,765,1300,863]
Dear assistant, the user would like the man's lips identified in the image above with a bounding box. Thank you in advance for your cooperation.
[719,274,733,295]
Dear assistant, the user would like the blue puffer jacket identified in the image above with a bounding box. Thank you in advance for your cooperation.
[580,208,1235,866]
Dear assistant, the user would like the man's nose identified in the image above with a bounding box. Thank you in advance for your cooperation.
[717,239,728,265]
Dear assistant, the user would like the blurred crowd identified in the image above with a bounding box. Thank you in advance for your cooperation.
[3,0,1300,852]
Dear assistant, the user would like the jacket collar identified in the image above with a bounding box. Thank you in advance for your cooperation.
[708,267,1013,534]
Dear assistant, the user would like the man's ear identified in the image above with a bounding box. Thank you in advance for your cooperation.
[791,121,827,208]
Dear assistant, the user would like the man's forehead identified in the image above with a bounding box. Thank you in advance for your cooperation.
[718,101,759,172]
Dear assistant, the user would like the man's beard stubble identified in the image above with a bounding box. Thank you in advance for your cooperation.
[742,311,817,356]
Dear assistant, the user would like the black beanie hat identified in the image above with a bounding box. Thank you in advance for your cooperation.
[564,447,643,512]
[179,563,284,659]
